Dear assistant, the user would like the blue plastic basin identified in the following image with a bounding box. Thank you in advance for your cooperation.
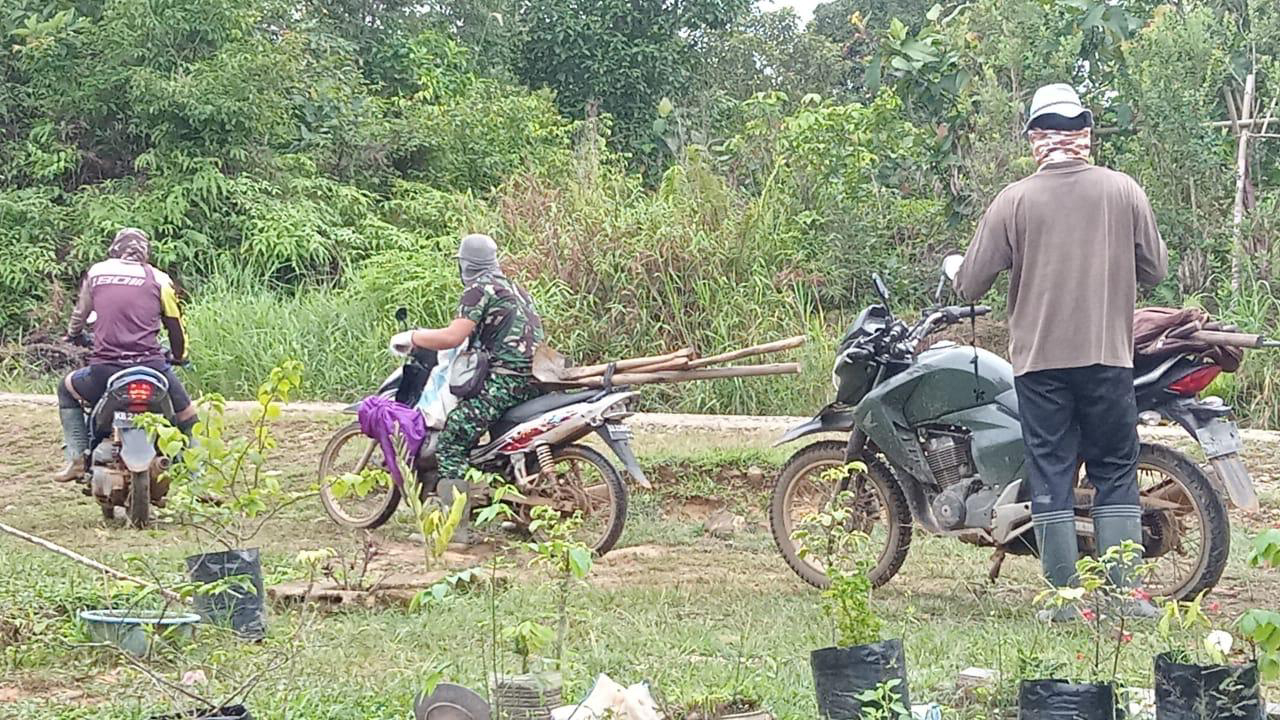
[79,608,202,657]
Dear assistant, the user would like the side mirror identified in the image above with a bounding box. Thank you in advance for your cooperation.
[943,255,965,282]
[394,307,409,324]
[871,273,891,303]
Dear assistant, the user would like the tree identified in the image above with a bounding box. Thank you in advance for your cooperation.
[510,0,751,163]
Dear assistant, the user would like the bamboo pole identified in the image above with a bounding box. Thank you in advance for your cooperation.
[0,520,187,603]
[1231,72,1256,293]
[558,348,695,381]
[687,336,806,369]
[558,362,801,388]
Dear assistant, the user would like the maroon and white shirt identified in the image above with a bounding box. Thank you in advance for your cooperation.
[67,259,184,365]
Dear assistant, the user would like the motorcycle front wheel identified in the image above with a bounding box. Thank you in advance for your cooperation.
[769,440,913,589]
[318,422,402,529]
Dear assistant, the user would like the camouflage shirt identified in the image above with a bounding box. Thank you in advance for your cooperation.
[457,274,544,372]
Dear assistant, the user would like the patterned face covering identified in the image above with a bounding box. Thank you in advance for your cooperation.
[1028,127,1092,166]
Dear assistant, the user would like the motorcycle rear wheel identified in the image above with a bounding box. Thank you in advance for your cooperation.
[127,471,150,529]
[769,440,913,589]
[526,444,629,556]
[1107,443,1229,601]
[319,422,402,529]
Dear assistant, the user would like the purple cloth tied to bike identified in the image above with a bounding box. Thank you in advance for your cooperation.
[357,395,427,488]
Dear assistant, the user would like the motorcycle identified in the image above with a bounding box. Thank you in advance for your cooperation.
[318,309,645,555]
[69,315,181,528]
[769,259,1259,601]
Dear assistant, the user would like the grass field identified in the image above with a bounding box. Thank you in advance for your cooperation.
[1,401,1278,719]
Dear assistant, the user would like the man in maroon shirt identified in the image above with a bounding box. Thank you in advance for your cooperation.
[54,229,197,482]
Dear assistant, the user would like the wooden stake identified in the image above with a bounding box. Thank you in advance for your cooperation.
[687,336,806,369]
[0,520,187,604]
[1231,71,1256,293]
[555,362,802,388]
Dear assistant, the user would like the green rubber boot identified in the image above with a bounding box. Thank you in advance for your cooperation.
[1093,509,1159,619]
[1035,516,1082,623]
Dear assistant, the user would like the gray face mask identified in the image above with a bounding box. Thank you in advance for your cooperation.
[457,233,502,284]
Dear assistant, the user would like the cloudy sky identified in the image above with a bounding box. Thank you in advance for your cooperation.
[758,0,824,22]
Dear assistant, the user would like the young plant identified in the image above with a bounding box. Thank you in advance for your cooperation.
[1156,591,1233,665]
[395,436,467,572]
[854,678,911,720]
[295,532,384,593]
[791,463,882,648]
[1035,540,1150,684]
[528,505,594,668]
[503,619,555,674]
[1237,530,1280,680]
[143,361,310,550]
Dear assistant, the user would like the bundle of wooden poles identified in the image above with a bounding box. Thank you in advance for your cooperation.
[532,336,806,388]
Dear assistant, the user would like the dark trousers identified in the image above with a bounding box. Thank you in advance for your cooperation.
[1014,365,1140,523]
[60,361,193,415]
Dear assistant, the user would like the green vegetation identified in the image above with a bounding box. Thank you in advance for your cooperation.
[4,0,1280,423]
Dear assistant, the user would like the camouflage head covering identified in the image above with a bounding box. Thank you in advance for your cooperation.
[108,228,150,263]
[1028,127,1092,167]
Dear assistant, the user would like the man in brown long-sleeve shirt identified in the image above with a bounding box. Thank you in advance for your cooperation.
[955,84,1168,620]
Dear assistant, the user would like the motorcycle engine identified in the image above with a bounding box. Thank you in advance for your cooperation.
[921,428,977,530]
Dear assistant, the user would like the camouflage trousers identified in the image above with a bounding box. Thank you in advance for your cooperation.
[435,373,540,488]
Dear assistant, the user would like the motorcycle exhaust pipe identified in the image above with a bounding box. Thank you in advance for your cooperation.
[150,455,171,476]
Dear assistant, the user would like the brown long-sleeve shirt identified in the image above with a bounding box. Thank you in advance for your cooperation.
[955,160,1168,376]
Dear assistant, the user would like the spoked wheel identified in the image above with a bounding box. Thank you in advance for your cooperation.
[524,444,628,556]
[1128,444,1228,600]
[319,422,402,529]
[769,441,913,589]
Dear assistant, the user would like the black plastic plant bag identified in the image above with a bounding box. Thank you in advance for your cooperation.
[149,705,252,719]
[810,638,910,719]
[1018,679,1118,720]
[1154,653,1263,720]
[186,548,266,640]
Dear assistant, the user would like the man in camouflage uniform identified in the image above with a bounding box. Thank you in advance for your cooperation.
[405,233,543,543]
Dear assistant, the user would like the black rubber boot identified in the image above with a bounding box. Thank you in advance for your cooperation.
[1093,509,1159,618]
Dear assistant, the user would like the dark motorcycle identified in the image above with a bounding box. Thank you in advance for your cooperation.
[67,315,182,528]
[770,260,1258,601]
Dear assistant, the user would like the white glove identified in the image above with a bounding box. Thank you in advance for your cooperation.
[389,330,414,355]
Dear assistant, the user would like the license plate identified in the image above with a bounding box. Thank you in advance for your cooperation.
[113,411,137,426]
[606,423,632,441]
[1196,418,1243,459]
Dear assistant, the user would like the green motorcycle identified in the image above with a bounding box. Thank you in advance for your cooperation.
[770,260,1255,601]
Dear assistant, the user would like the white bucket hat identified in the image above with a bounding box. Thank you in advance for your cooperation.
[1024,83,1093,134]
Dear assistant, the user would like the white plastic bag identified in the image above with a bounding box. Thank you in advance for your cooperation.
[416,346,461,429]
[551,674,662,720]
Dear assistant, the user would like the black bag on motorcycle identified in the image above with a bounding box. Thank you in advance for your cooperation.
[448,348,491,400]
[810,638,911,719]
[186,548,267,640]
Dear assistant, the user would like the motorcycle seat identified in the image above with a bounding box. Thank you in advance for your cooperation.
[497,391,592,427]
[1132,355,1182,389]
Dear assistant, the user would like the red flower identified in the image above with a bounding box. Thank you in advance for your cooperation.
[1121,632,1133,644]
[1132,588,1152,602]
[1081,608,1098,622]
[1208,601,1222,614]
